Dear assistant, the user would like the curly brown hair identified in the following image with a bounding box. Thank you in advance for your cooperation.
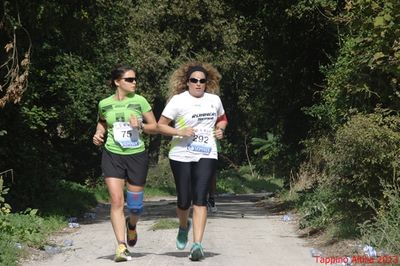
[167,61,222,100]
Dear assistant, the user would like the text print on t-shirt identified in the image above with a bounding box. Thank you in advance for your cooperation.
[191,112,216,121]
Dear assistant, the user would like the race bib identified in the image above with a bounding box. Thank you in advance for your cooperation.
[113,122,140,148]
[187,128,214,155]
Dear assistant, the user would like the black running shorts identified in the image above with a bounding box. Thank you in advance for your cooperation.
[101,149,149,186]
[169,158,217,209]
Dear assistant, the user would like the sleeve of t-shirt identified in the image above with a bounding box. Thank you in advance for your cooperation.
[140,97,152,114]
[97,101,105,120]
[161,95,179,120]
[216,96,225,117]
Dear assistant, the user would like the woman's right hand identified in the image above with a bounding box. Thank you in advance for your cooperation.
[93,132,104,146]
[177,127,195,137]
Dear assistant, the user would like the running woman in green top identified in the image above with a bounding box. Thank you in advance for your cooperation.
[93,65,157,262]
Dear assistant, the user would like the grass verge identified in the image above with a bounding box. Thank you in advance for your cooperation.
[149,218,179,231]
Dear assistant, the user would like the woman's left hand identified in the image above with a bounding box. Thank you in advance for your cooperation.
[215,128,224,140]
[129,114,141,130]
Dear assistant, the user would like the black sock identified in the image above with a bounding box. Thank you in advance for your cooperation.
[127,221,136,230]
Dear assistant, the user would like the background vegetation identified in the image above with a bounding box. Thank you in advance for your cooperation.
[0,0,399,264]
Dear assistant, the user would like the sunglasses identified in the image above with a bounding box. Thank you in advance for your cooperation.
[122,77,137,83]
[189,78,207,84]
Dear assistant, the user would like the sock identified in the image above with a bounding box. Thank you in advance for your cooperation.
[127,221,136,230]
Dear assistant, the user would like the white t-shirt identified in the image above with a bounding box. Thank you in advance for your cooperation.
[162,91,225,162]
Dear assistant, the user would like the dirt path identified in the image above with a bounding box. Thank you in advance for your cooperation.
[22,193,315,266]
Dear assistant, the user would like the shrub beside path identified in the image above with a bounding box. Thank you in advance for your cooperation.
[23,193,315,266]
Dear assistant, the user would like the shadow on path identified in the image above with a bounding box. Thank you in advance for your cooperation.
[79,192,274,225]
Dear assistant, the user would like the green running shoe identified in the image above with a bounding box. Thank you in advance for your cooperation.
[176,219,191,250]
[114,243,131,262]
[189,243,205,261]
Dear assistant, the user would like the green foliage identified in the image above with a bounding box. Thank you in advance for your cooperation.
[20,105,58,130]
[229,0,338,177]
[1,0,342,213]
[251,132,285,176]
[0,0,139,209]
[0,177,64,264]
[0,233,21,266]
[0,175,12,215]
[146,157,175,193]
[298,185,341,229]
[360,183,400,254]
[304,0,400,129]
[39,180,98,217]
[217,166,283,194]
[295,112,400,237]
[144,187,175,197]
[0,213,64,265]
[288,0,400,245]
[252,132,283,162]
[1,211,43,247]
[86,180,109,203]
[149,218,179,231]
[292,183,360,239]
[327,112,400,212]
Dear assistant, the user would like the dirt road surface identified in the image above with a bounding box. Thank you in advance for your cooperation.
[23,193,316,266]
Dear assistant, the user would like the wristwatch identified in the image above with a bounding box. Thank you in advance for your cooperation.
[138,120,144,133]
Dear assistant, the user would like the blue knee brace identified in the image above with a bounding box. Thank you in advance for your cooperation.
[126,190,144,215]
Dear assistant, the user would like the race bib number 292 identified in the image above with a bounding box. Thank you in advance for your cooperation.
[186,128,213,155]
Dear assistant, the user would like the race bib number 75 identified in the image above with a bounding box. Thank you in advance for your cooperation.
[113,122,140,148]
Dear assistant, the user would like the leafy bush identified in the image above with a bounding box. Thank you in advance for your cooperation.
[326,112,400,217]
[294,112,400,237]
[0,175,12,215]
[146,157,175,191]
[303,0,400,130]
[0,212,64,265]
[294,183,361,239]
[298,185,340,229]
[83,176,113,203]
[0,233,21,266]
[39,180,98,217]
[360,183,400,254]
[252,132,284,175]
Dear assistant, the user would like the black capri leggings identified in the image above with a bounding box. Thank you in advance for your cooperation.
[169,158,218,210]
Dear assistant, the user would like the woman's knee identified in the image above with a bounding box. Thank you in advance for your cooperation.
[177,198,191,210]
[109,194,124,209]
[192,198,207,206]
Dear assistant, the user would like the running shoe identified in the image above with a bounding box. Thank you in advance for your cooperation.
[114,243,131,262]
[189,243,205,261]
[207,198,217,213]
[125,217,138,247]
[176,219,191,250]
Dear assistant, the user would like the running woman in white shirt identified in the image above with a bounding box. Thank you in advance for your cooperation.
[158,62,227,261]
